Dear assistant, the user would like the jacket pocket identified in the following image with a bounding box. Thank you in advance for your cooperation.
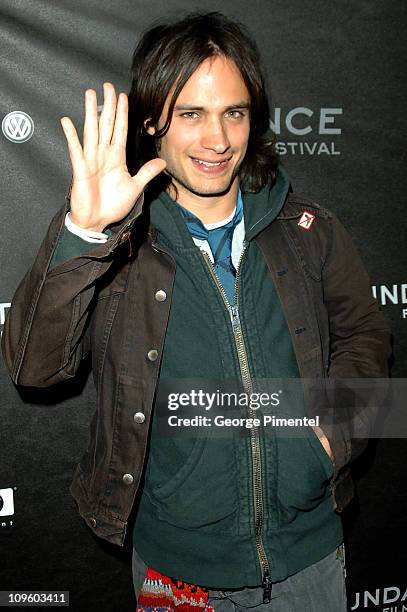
[145,432,238,532]
[276,428,333,515]
[307,426,334,481]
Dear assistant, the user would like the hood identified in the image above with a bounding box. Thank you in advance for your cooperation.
[148,163,291,249]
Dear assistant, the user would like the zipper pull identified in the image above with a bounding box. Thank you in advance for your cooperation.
[262,571,272,604]
[229,304,240,330]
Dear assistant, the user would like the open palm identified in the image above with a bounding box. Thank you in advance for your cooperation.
[60,82,166,232]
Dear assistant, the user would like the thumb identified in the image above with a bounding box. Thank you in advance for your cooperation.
[132,158,167,192]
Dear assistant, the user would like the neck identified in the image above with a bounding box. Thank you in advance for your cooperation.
[167,178,239,224]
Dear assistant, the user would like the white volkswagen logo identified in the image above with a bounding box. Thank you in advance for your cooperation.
[2,111,34,143]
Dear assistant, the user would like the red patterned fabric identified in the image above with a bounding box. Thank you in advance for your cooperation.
[136,567,214,611]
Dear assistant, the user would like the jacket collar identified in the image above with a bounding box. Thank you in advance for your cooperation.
[243,164,290,241]
[146,164,292,249]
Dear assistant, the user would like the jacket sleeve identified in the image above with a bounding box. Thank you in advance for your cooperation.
[49,224,106,271]
[49,213,113,271]
[1,194,143,388]
[321,211,392,466]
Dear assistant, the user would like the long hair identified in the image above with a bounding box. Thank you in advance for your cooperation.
[126,12,279,194]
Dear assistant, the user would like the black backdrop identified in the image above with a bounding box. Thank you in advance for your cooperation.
[1,1,406,611]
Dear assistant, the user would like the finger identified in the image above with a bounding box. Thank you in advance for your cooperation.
[99,82,117,145]
[60,117,85,173]
[132,158,167,192]
[111,92,128,148]
[83,89,98,153]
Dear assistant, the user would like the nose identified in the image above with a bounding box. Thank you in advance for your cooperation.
[201,116,230,154]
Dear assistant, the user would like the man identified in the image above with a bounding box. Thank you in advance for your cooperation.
[2,12,390,611]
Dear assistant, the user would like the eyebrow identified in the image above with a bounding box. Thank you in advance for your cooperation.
[174,102,250,111]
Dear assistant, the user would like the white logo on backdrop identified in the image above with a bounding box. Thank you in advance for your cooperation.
[0,303,11,338]
[0,488,14,517]
[350,585,407,610]
[372,283,407,319]
[271,107,343,156]
[2,111,34,143]
[0,487,15,528]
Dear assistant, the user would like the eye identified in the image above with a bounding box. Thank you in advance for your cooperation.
[180,111,199,119]
[226,110,247,119]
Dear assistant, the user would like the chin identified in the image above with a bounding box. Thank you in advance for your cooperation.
[190,181,234,197]
[191,172,238,195]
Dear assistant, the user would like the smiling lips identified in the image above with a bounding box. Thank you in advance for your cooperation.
[190,156,231,173]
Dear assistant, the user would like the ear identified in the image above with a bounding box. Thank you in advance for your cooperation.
[144,118,156,136]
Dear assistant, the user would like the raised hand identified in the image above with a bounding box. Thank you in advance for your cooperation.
[60,82,166,232]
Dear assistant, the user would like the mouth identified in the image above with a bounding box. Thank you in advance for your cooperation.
[190,156,231,174]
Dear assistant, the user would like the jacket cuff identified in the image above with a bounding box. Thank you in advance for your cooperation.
[48,214,115,271]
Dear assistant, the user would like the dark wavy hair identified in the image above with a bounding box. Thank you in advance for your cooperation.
[126,12,279,194]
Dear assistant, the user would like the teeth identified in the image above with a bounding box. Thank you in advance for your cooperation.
[195,159,223,166]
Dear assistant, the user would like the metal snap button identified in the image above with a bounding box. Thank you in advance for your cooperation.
[122,473,134,485]
[147,349,158,361]
[133,412,145,424]
[155,289,167,302]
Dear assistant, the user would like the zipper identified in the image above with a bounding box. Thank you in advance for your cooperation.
[200,246,272,603]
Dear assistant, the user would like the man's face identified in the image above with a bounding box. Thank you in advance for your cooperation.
[147,55,251,200]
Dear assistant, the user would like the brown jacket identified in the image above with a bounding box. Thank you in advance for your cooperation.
[1,188,391,546]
